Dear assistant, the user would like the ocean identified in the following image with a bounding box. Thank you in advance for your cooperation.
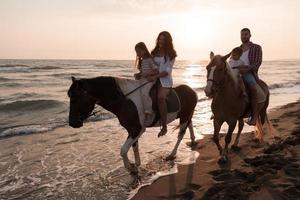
[0,59,299,199]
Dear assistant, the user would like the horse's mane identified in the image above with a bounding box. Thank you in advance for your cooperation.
[225,61,238,88]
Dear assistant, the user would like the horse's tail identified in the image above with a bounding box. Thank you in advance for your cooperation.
[172,109,194,135]
[255,87,276,140]
[172,85,198,135]
[255,116,264,142]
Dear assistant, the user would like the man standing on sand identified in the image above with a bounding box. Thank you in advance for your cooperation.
[239,28,263,126]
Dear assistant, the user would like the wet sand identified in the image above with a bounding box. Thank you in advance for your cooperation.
[0,117,198,199]
[132,99,300,200]
[1,100,300,199]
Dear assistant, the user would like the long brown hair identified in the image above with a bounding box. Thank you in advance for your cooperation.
[135,42,151,70]
[151,31,177,62]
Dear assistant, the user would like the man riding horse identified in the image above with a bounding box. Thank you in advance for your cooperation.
[204,28,270,163]
[238,28,263,126]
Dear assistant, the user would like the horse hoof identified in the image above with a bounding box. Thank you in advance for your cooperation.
[126,163,138,174]
[191,141,198,147]
[187,141,198,148]
[165,154,176,161]
[128,164,138,175]
[218,156,229,165]
[231,145,241,152]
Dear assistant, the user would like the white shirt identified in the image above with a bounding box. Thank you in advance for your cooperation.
[240,49,250,65]
[153,56,175,88]
[141,58,156,76]
[228,58,245,76]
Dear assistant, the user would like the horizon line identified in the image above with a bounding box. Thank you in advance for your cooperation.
[0,58,299,62]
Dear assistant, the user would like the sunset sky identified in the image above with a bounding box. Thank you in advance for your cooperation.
[0,0,299,60]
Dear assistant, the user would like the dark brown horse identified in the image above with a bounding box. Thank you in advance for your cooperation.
[68,76,198,172]
[204,52,270,163]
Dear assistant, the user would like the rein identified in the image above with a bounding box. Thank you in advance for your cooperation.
[124,81,151,96]
[207,65,227,94]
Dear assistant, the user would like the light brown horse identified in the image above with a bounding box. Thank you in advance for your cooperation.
[204,52,270,163]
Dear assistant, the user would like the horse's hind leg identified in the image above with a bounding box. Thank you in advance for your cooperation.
[188,120,197,146]
[232,118,244,150]
[213,119,223,155]
[166,122,188,161]
[132,141,141,166]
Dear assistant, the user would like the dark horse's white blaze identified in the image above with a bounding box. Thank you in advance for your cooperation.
[68,76,198,172]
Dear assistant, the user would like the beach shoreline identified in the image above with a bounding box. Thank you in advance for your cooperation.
[0,98,299,199]
[131,99,300,200]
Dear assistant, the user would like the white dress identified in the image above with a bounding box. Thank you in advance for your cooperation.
[153,56,175,88]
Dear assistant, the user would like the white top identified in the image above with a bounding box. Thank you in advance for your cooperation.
[240,49,250,65]
[228,58,245,76]
[153,56,175,88]
[141,58,156,76]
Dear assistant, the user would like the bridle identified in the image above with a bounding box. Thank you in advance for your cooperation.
[70,80,152,119]
[206,62,228,94]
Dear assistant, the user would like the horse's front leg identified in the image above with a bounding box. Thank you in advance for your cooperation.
[213,119,223,155]
[120,136,136,171]
[220,120,237,163]
[120,128,144,172]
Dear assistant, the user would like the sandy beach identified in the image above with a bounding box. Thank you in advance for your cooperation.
[1,0,300,199]
[1,99,299,200]
[132,99,300,200]
[1,58,299,200]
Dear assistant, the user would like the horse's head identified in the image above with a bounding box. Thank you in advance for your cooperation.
[68,77,96,128]
[204,52,231,97]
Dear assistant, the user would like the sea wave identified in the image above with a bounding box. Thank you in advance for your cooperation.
[269,81,300,90]
[0,77,11,81]
[31,66,62,70]
[0,64,30,68]
[0,99,65,112]
[0,125,54,138]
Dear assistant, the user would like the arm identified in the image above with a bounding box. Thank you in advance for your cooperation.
[248,45,262,73]
[238,65,252,74]
[147,58,175,81]
[134,72,142,80]
[141,68,159,78]
[250,45,262,72]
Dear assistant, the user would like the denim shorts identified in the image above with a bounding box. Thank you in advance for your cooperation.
[242,72,256,86]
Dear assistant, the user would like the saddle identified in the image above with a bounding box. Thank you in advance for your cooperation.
[148,80,180,126]
[240,78,267,117]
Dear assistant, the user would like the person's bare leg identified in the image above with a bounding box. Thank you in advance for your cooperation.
[248,84,258,125]
[158,87,169,137]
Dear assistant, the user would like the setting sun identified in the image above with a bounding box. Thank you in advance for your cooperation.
[1,1,299,60]
[174,10,215,48]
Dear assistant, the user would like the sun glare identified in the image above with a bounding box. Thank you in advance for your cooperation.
[174,11,215,48]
